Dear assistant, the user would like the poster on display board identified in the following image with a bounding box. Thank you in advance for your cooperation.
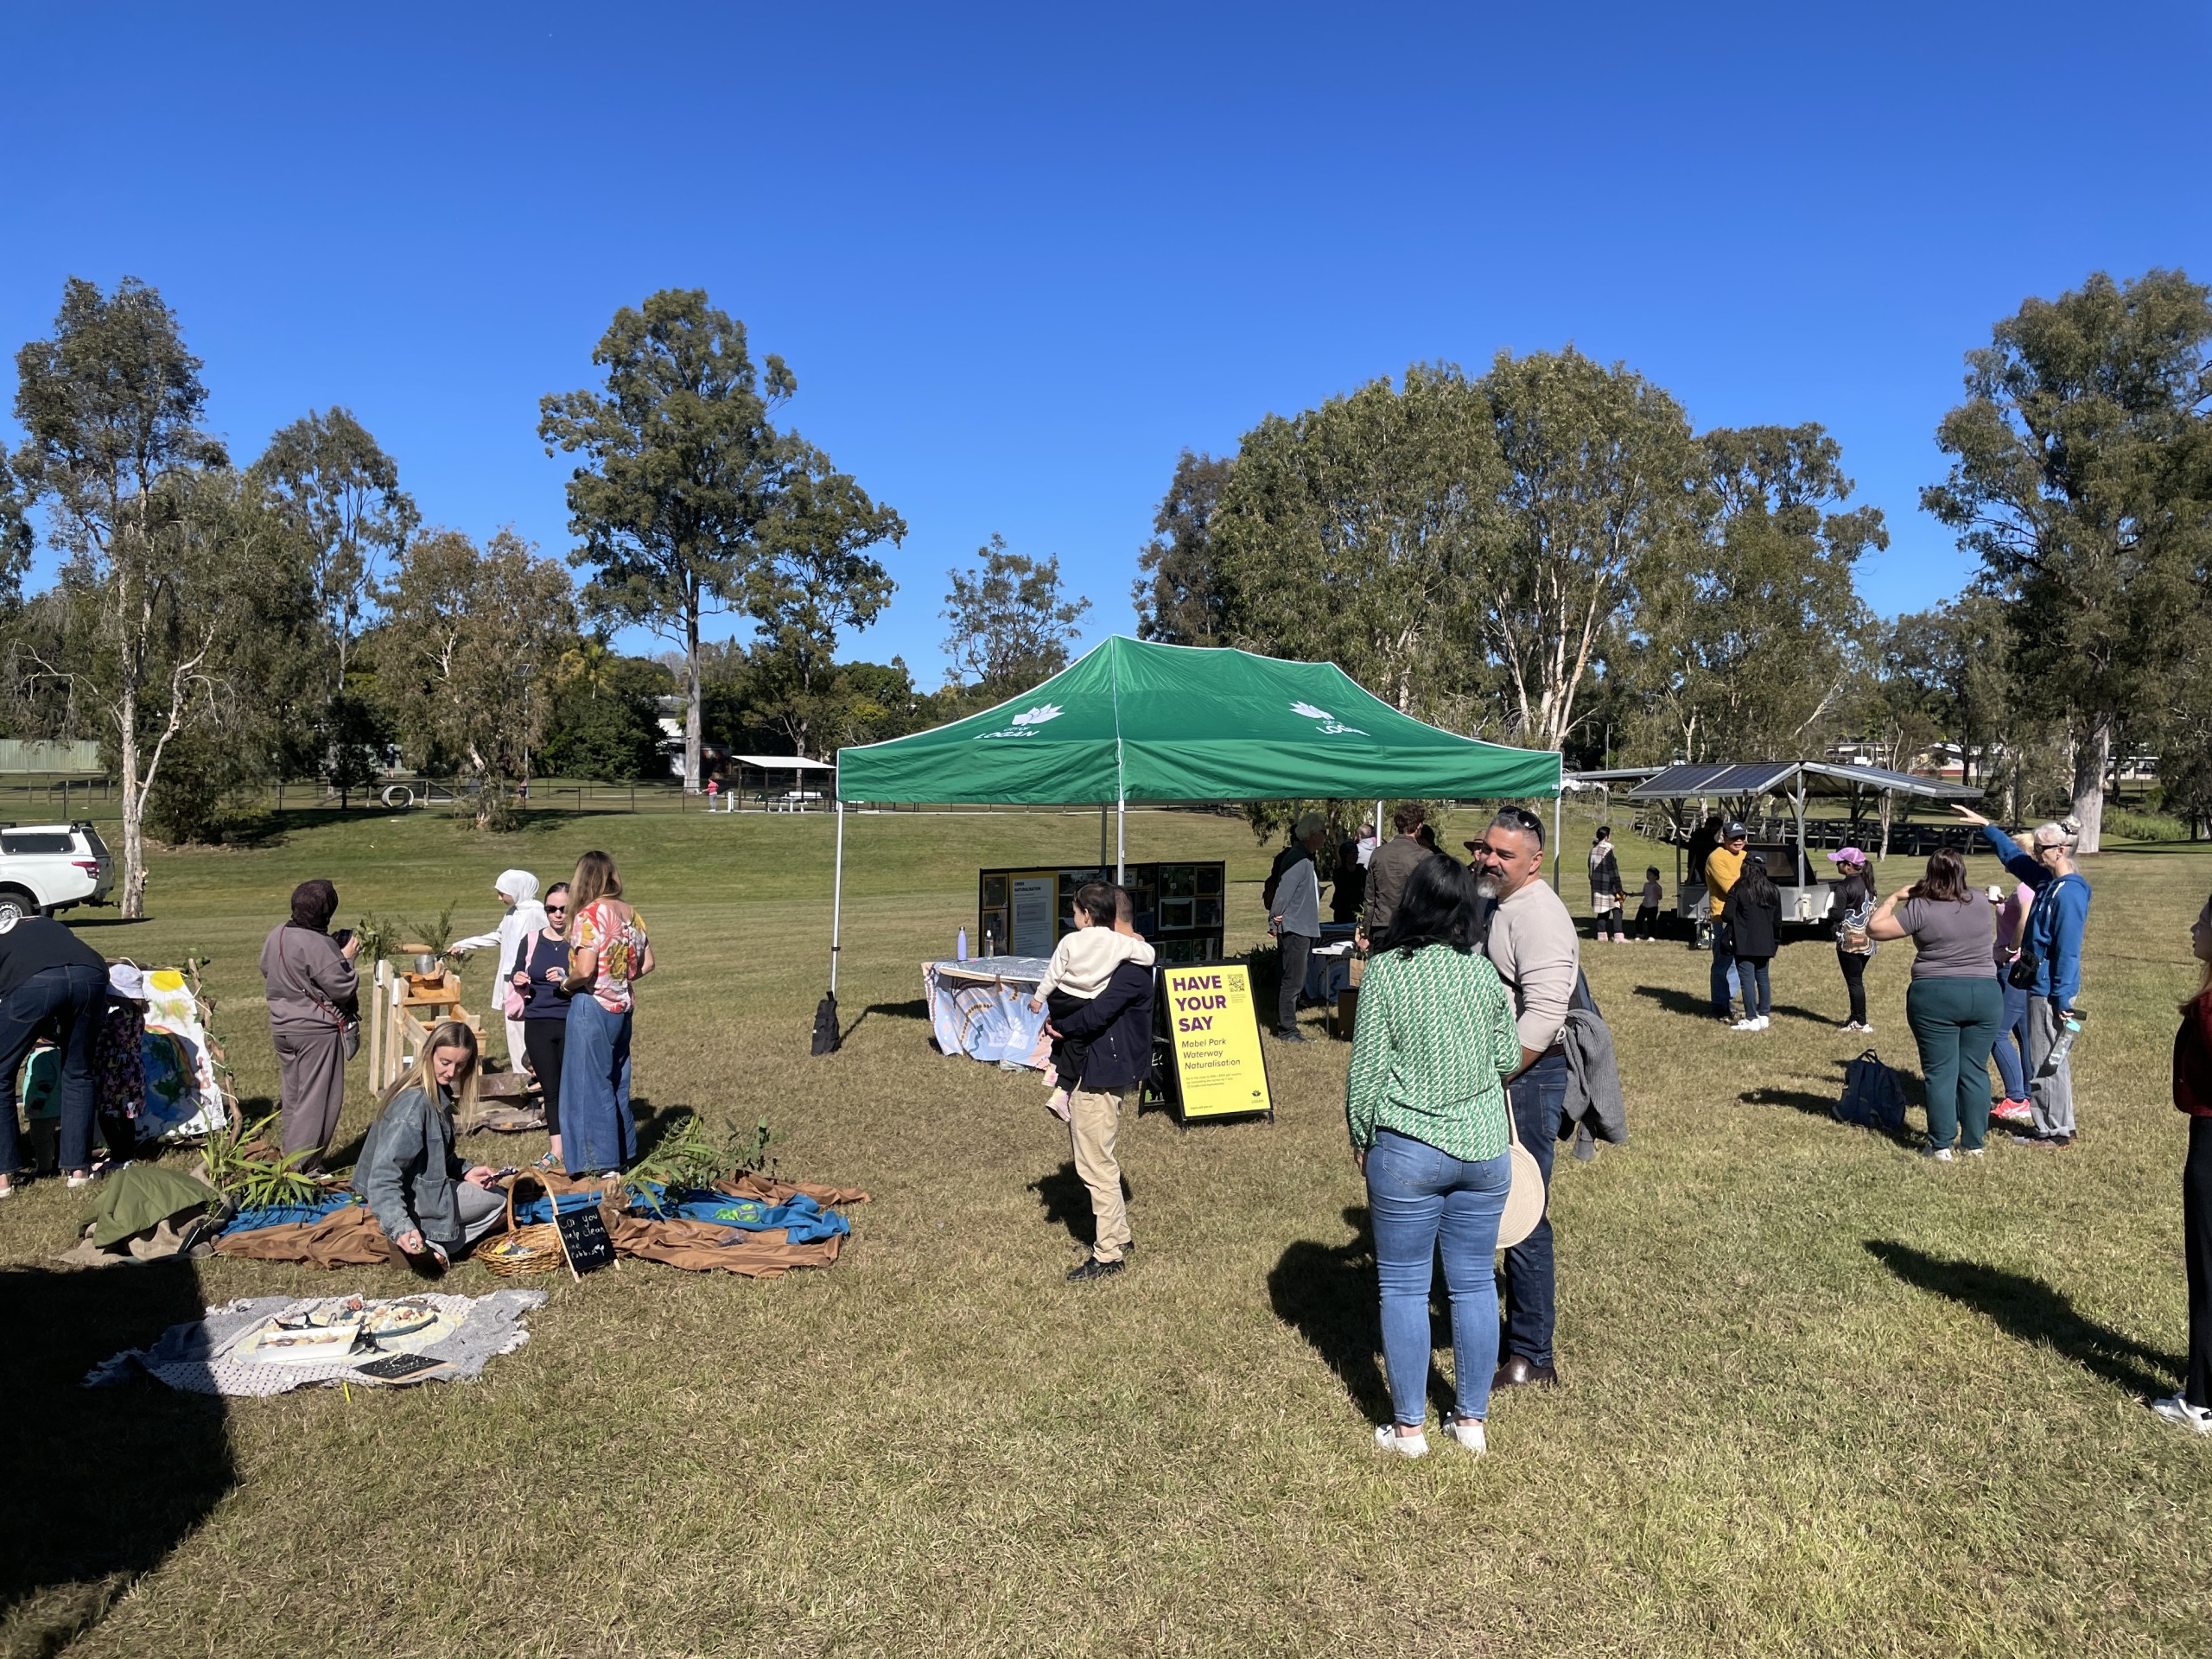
[976,862,1227,964]
[1158,963,1274,1122]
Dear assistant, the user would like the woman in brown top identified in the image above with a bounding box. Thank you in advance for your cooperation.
[259,879,360,1170]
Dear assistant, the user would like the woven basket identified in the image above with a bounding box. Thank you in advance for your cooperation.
[476,1173,566,1279]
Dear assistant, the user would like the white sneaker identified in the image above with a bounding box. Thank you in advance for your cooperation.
[1921,1145,1954,1162]
[1374,1425,1428,1459]
[1754,1015,1770,1031]
[1732,1018,1760,1032]
[2152,1395,2212,1434]
[1443,1415,1487,1455]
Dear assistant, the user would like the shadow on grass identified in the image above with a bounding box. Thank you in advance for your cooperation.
[1268,1207,1392,1423]
[0,1262,233,1656]
[1631,984,1726,1020]
[1741,1085,1839,1119]
[840,998,927,1044]
[1864,1241,2183,1398]
[1768,1003,1837,1026]
[1027,1160,1130,1249]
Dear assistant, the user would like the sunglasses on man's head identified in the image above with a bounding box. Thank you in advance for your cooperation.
[1501,808,1543,832]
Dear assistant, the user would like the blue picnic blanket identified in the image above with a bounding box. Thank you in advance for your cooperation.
[625,1184,849,1244]
[221,1192,357,1235]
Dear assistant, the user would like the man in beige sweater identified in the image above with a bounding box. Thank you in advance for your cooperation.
[1471,805,1580,1392]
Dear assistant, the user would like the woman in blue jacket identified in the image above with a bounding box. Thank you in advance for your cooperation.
[1951,807,2090,1147]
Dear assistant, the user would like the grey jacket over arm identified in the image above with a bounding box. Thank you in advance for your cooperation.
[353,1086,468,1248]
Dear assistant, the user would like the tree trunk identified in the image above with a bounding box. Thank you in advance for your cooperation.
[2071,719,2109,855]
[683,607,702,795]
[118,683,146,920]
[1878,791,1893,863]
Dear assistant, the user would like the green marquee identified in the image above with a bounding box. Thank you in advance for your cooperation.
[835,636,1561,804]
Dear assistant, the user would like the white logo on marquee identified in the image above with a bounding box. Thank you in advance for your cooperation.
[1292,700,1366,736]
[979,702,1065,740]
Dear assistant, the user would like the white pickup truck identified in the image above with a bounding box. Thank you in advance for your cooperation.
[0,821,116,925]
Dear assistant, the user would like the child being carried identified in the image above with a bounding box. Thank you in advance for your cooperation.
[1029,893,1154,1122]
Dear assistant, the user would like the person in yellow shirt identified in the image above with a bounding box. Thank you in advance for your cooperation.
[1704,822,1749,1020]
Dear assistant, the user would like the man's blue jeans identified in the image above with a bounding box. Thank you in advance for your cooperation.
[1710,936,1739,1018]
[1366,1128,1513,1426]
[1992,978,2030,1100]
[1503,1051,1568,1369]
[0,963,106,1174]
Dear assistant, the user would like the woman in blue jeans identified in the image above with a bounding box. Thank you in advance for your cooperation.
[1345,853,1526,1459]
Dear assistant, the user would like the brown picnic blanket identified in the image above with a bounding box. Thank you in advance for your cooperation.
[213,1204,403,1268]
[215,1170,868,1277]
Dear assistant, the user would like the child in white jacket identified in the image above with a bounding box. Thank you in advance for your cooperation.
[1030,893,1155,1120]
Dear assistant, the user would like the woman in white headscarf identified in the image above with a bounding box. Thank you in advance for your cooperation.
[449,869,548,1066]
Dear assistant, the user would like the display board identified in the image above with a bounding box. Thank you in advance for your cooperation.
[1158,963,1274,1122]
[977,862,1226,965]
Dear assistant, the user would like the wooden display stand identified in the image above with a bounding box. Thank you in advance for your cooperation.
[368,959,484,1090]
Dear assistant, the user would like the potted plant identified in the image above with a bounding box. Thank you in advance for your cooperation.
[400,902,461,983]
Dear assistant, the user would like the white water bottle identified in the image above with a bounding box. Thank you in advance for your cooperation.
[2044,1007,2083,1071]
[957,926,969,962]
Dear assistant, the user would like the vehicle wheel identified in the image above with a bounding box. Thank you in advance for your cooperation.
[0,888,37,928]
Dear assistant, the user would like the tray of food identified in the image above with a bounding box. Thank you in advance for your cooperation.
[238,1298,368,1365]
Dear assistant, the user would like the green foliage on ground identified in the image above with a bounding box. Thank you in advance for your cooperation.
[3,804,2211,1656]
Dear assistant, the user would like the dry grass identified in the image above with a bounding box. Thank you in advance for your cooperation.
[3,801,2210,1657]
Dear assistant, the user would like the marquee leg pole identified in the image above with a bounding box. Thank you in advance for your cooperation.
[812,798,847,1056]
[1100,803,1109,872]
[830,798,846,995]
[1553,791,1563,889]
[1116,797,1126,885]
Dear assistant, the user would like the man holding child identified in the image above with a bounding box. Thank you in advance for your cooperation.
[1041,883,1158,1282]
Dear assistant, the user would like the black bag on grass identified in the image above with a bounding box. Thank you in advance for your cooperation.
[1836,1049,1907,1133]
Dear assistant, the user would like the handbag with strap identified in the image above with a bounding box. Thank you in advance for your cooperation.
[1497,1094,1548,1249]
[274,929,361,1061]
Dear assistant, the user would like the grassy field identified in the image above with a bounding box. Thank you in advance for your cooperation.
[3,800,2209,1657]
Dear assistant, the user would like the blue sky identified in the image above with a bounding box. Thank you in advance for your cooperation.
[5,2,2209,684]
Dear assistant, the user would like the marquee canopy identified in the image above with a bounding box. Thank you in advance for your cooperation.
[835,636,1562,804]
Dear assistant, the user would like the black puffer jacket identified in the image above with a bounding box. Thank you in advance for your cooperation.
[1727,888,1783,960]
[1053,958,1156,1093]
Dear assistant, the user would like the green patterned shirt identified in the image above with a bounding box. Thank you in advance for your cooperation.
[1344,943,1522,1162]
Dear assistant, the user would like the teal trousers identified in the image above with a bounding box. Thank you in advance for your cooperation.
[1906,976,2005,1152]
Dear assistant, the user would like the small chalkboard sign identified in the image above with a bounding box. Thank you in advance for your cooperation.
[554,1200,616,1277]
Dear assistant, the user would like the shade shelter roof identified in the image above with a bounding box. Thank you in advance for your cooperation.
[835,636,1562,804]
[733,754,836,772]
[1622,760,1980,804]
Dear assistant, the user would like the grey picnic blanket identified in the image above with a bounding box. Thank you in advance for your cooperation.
[83,1288,549,1396]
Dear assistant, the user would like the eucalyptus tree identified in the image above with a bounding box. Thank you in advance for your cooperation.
[375,528,576,829]
[1209,364,1498,720]
[744,450,905,758]
[941,535,1090,702]
[254,407,417,690]
[0,453,32,606]
[1133,449,1233,646]
[11,276,232,913]
[1923,268,2212,852]
[1622,423,1882,763]
[1478,347,1702,753]
[541,290,899,791]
